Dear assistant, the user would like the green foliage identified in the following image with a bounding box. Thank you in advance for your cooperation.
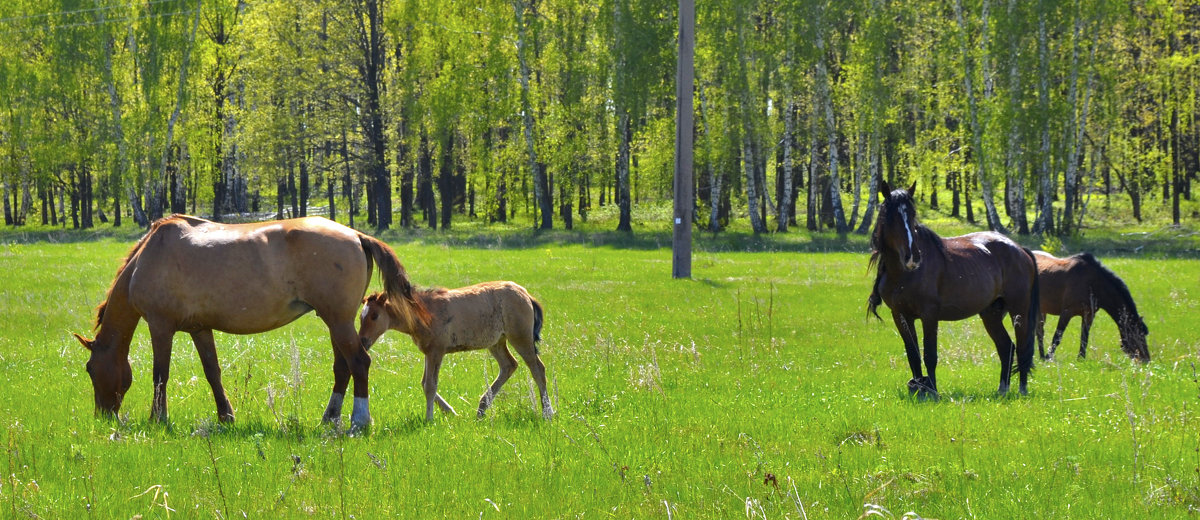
[0,0,1197,234]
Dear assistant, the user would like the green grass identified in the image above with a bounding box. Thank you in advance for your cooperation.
[0,225,1198,518]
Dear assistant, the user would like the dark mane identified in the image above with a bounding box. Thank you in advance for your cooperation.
[1074,252,1139,317]
[867,193,946,319]
[93,216,182,330]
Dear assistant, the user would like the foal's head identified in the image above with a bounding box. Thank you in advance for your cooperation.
[358,292,398,349]
[873,181,922,271]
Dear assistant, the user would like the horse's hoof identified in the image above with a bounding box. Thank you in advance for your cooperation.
[218,413,235,424]
[907,377,938,400]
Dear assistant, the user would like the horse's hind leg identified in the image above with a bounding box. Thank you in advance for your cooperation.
[477,341,518,418]
[511,338,554,418]
[1049,316,1071,360]
[190,329,234,422]
[1011,310,1036,395]
[1036,313,1047,360]
[147,323,175,423]
[980,309,1016,395]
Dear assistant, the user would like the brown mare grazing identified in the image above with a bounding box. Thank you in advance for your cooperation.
[1033,251,1150,362]
[357,281,553,421]
[74,214,428,429]
[868,182,1040,398]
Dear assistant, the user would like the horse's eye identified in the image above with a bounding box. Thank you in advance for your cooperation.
[370,313,379,321]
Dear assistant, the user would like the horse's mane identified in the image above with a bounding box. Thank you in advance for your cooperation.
[93,215,182,330]
[1074,252,1139,316]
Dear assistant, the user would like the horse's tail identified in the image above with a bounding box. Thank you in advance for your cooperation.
[531,297,544,344]
[358,233,431,330]
[1021,247,1040,371]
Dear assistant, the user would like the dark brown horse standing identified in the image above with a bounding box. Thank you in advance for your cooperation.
[74,214,428,429]
[1032,251,1150,362]
[868,182,1040,397]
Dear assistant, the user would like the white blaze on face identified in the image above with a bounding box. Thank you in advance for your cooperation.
[899,204,913,251]
[361,302,371,322]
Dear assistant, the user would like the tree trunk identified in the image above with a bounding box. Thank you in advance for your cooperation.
[954,0,1006,233]
[616,110,633,232]
[1033,6,1054,234]
[778,100,796,232]
[513,0,551,230]
[813,27,847,233]
[439,132,454,230]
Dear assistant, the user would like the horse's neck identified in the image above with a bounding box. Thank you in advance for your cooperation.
[1091,281,1132,320]
[95,265,141,356]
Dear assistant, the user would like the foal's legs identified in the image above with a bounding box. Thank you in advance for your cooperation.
[477,341,518,418]
[980,308,1016,395]
[512,341,553,418]
[190,329,234,422]
[421,350,447,421]
[147,323,175,423]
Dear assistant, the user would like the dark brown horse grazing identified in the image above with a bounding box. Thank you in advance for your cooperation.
[1032,251,1150,362]
[868,182,1040,398]
[73,214,429,429]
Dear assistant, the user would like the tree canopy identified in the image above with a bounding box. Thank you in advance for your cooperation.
[1,0,1197,235]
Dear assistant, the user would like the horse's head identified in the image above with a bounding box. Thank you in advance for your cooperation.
[73,333,132,417]
[358,293,394,349]
[1118,312,1151,363]
[875,180,922,271]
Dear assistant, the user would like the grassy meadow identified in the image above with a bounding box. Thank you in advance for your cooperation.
[0,218,1198,518]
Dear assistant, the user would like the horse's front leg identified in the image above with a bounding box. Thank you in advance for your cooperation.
[190,329,234,422]
[422,350,448,421]
[1048,315,1071,361]
[921,319,939,397]
[147,324,175,423]
[328,321,371,430]
[322,348,350,425]
[891,312,926,396]
[1078,311,1095,359]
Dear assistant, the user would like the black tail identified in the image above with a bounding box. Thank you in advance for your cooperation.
[1021,247,1040,372]
[531,298,544,346]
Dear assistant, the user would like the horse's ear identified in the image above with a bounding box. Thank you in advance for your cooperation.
[73,333,93,351]
[907,181,917,197]
[879,180,891,199]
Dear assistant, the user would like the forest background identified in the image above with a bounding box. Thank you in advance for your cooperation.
[0,0,1198,237]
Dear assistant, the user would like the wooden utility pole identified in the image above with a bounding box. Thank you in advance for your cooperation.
[672,0,695,279]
